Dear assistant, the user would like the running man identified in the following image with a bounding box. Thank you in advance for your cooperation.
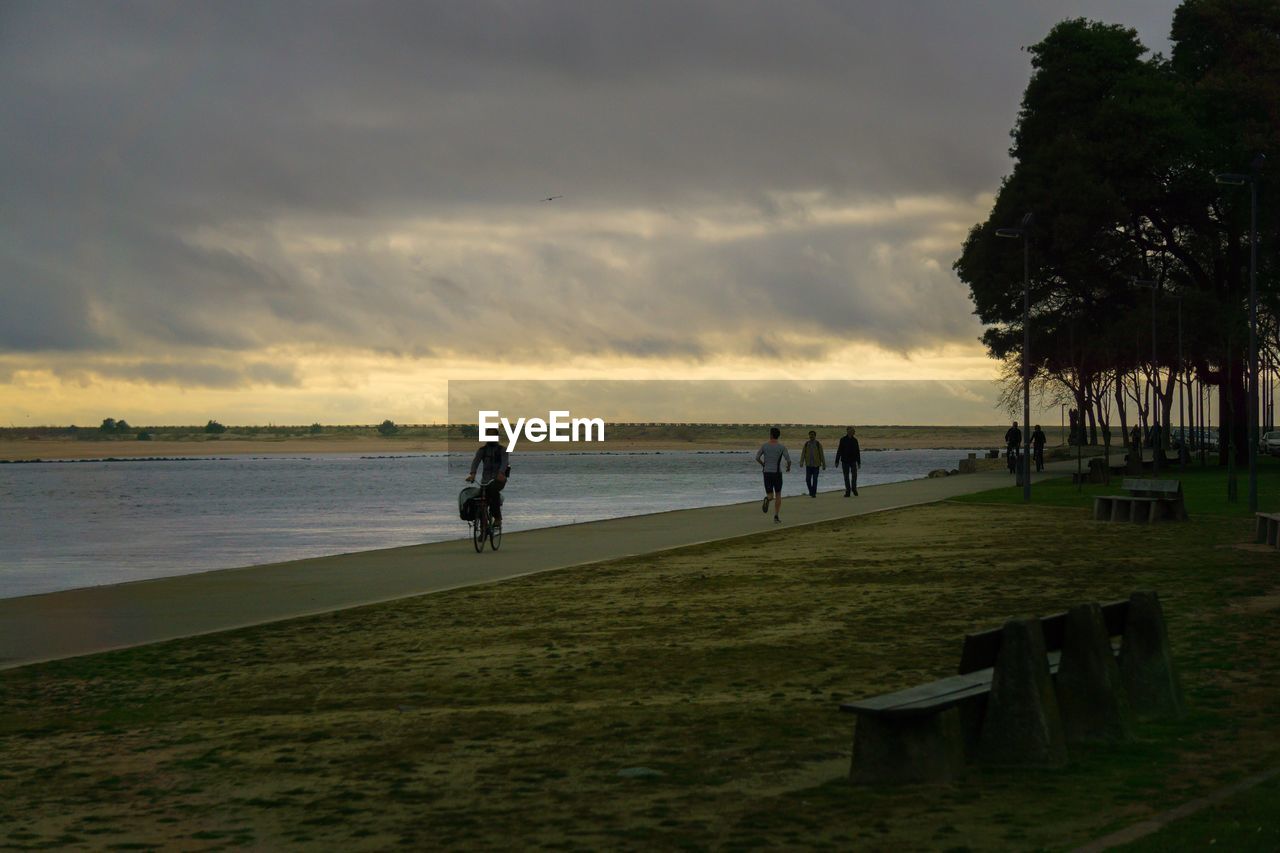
[800,430,826,497]
[755,427,791,523]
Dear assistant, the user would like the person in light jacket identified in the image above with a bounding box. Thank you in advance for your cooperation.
[800,430,826,497]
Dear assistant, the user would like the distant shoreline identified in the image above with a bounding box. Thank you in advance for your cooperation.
[0,426,1015,462]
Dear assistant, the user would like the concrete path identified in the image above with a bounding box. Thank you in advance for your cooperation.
[0,463,1069,670]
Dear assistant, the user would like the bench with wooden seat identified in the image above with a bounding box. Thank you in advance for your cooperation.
[1255,512,1280,547]
[840,599,1128,784]
[1093,478,1187,523]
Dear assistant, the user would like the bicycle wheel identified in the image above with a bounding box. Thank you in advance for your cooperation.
[472,511,487,553]
[489,518,502,551]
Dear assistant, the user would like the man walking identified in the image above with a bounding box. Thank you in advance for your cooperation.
[800,430,826,497]
[835,426,861,497]
[1031,424,1047,473]
[1005,421,1022,474]
[755,427,791,524]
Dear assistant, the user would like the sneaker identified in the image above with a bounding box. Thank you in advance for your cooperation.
[843,491,851,497]
[773,515,781,524]
[762,497,771,513]
[853,489,859,496]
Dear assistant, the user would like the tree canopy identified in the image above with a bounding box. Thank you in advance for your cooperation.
[955,1,1280,462]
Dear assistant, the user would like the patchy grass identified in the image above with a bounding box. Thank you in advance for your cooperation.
[2,500,1279,849]
[1117,773,1280,851]
[955,455,1280,518]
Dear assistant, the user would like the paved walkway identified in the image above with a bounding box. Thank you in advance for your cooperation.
[0,462,1072,669]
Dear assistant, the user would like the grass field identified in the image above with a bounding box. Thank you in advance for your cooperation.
[954,456,1280,518]
[2,467,1279,849]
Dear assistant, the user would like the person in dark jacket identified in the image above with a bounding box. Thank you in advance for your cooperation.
[1031,424,1047,472]
[466,440,510,524]
[834,426,861,497]
[1004,421,1022,474]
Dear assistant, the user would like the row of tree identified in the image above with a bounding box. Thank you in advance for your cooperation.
[956,0,1278,465]
[97,419,401,436]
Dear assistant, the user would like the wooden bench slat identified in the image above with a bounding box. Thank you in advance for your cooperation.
[844,651,1084,718]
[1122,478,1182,495]
[841,670,991,715]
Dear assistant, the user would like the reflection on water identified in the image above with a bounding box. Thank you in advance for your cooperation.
[0,448,978,598]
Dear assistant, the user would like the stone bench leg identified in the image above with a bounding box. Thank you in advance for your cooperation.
[1057,603,1134,744]
[1094,497,1113,521]
[1119,590,1185,720]
[979,617,1068,767]
[1270,518,1279,547]
[851,709,965,785]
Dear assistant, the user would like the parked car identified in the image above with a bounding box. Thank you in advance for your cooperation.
[1262,431,1280,456]
[1172,426,1219,451]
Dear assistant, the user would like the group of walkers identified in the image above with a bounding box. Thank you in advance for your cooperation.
[1003,421,1048,474]
[755,426,862,523]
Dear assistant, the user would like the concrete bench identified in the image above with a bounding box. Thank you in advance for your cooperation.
[840,593,1181,784]
[1093,478,1187,523]
[1255,512,1280,547]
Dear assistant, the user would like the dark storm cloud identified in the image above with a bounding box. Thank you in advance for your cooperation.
[48,358,301,390]
[1,0,1180,368]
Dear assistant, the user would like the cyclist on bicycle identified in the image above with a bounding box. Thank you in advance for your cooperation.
[1004,421,1022,474]
[466,440,510,524]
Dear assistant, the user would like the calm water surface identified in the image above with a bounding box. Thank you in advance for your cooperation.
[0,449,979,598]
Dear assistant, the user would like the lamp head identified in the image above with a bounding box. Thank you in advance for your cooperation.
[995,227,1023,239]
[1216,173,1249,186]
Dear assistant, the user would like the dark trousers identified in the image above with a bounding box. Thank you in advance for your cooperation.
[485,478,506,522]
[805,466,820,496]
[842,463,858,494]
[1033,445,1045,472]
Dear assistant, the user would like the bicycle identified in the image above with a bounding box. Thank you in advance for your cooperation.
[469,480,503,553]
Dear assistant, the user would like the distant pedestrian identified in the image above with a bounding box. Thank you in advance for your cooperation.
[834,426,861,497]
[1005,421,1022,474]
[755,427,792,524]
[1031,424,1047,472]
[800,430,826,497]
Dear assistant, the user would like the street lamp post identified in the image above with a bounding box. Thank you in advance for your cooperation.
[1217,153,1264,513]
[997,213,1034,503]
[1178,295,1186,470]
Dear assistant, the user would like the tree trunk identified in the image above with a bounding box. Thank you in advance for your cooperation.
[1219,356,1248,467]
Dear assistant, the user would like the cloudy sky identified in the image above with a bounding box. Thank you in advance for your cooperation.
[1,1,1180,425]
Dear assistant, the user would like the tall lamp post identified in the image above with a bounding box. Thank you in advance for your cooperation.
[1134,277,1160,476]
[1217,153,1264,513]
[997,213,1034,503]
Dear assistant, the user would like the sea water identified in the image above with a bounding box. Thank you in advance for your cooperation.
[0,449,979,598]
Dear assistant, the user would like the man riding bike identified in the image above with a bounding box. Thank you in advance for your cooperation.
[466,440,510,525]
[1005,421,1023,475]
